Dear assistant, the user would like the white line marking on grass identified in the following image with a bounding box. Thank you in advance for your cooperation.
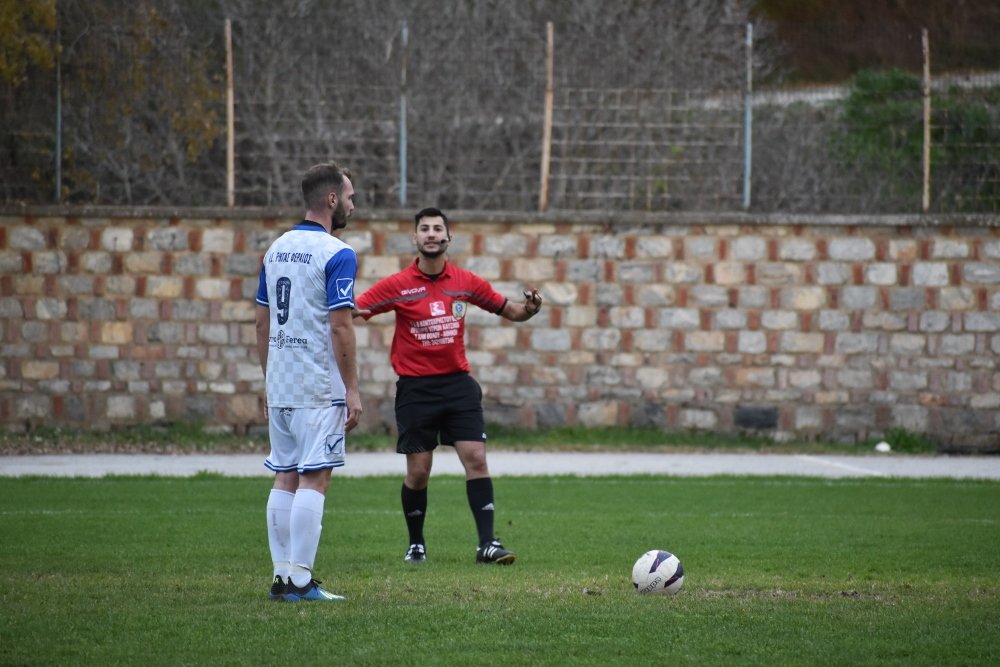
[795,455,888,478]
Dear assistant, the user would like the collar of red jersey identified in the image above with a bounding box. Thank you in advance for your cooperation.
[408,257,452,280]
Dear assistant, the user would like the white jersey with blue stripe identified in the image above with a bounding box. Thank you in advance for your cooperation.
[256,221,358,408]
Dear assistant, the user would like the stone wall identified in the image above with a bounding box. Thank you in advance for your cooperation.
[1,208,998,451]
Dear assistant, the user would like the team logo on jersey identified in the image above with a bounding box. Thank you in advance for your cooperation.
[272,330,308,349]
[451,301,467,320]
[337,278,354,299]
[430,301,446,317]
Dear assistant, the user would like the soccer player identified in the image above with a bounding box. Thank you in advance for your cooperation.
[255,162,362,602]
[355,207,542,566]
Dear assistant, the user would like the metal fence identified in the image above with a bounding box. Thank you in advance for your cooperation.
[3,8,998,214]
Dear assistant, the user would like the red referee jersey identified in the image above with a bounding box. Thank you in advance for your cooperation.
[356,259,508,377]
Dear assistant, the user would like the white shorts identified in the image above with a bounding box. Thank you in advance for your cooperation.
[264,404,347,474]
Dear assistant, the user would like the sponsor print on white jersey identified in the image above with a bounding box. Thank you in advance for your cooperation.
[256,222,358,408]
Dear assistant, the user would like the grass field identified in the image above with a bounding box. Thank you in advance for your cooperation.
[1,472,997,666]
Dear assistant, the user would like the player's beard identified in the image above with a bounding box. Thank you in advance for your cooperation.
[418,240,448,258]
[331,200,349,230]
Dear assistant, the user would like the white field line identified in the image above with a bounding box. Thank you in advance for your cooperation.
[794,455,889,478]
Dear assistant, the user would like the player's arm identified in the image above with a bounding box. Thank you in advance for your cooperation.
[500,288,543,322]
[329,307,363,432]
[255,305,270,375]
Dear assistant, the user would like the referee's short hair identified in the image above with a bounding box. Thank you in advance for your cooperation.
[415,207,448,229]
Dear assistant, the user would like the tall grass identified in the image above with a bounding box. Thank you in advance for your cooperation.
[2,474,997,665]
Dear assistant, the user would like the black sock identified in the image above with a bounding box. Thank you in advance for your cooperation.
[466,477,495,547]
[401,484,427,546]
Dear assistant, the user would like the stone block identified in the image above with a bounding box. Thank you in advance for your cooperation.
[690,286,727,306]
[828,238,875,260]
[965,313,1000,332]
[10,227,47,250]
[761,310,798,330]
[538,235,577,257]
[101,228,134,251]
[32,252,66,273]
[147,227,189,251]
[782,286,826,310]
[737,331,766,353]
[658,308,699,329]
[779,239,816,261]
[609,307,645,328]
[618,262,656,284]
[632,285,673,308]
[865,263,897,285]
[588,235,625,259]
[835,333,878,354]
[912,263,949,286]
[685,331,725,351]
[635,237,672,258]
[577,401,618,426]
[841,287,877,309]
[680,408,717,429]
[202,228,235,253]
[685,237,717,259]
[582,328,622,350]
[714,310,747,329]
[757,263,802,285]
[964,263,1000,284]
[531,329,571,351]
[124,252,164,274]
[931,240,970,258]
[816,263,851,285]
[889,334,926,354]
[101,322,133,344]
[918,311,950,332]
[731,237,767,260]
[175,253,210,275]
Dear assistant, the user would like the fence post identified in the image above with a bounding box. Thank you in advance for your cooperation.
[225,18,235,208]
[742,23,753,211]
[399,20,409,208]
[538,22,554,212]
[54,17,62,204]
[921,27,931,213]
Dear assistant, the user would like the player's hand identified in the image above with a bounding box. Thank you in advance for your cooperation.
[351,306,371,318]
[523,288,542,316]
[345,389,363,432]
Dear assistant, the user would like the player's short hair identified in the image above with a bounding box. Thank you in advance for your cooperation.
[414,207,449,231]
[301,162,352,210]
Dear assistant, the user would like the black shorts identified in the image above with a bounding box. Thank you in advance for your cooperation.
[395,372,485,454]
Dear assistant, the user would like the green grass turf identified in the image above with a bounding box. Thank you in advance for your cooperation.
[1,474,997,666]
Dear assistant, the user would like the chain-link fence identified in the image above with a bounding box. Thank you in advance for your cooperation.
[3,2,998,213]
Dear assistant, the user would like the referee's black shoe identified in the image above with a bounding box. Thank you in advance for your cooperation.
[476,539,516,565]
[404,543,426,564]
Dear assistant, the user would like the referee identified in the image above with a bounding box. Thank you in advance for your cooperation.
[355,207,542,565]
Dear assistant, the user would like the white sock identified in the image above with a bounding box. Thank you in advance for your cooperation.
[289,489,326,588]
[266,489,295,579]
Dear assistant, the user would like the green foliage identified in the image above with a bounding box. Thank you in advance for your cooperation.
[834,69,924,196]
[1,475,998,665]
[833,68,1000,211]
[0,0,56,86]
[867,428,938,454]
[1,422,900,456]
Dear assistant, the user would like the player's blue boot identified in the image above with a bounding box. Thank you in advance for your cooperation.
[282,578,346,602]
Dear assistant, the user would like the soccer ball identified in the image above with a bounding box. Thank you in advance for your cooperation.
[632,549,684,595]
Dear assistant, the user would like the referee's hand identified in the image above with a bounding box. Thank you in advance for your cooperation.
[523,289,542,316]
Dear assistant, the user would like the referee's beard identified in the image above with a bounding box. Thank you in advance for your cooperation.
[418,240,448,259]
